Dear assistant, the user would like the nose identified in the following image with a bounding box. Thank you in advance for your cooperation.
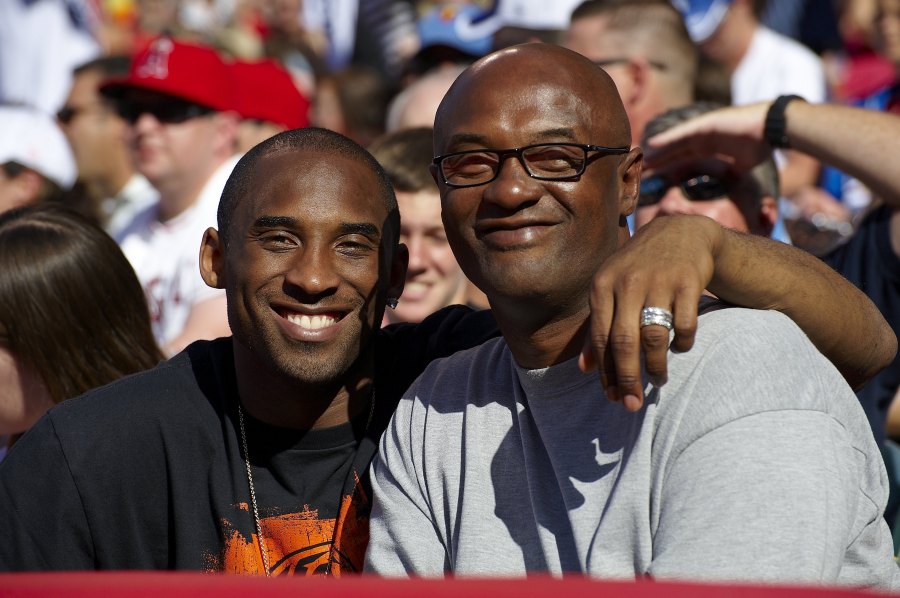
[404,232,427,275]
[283,245,341,299]
[132,111,162,133]
[481,153,543,210]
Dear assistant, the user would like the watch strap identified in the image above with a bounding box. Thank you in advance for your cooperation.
[764,94,805,149]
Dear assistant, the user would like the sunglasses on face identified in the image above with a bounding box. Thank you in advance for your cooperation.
[638,174,732,207]
[114,98,214,125]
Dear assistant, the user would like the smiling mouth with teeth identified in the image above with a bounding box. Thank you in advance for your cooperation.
[286,313,340,330]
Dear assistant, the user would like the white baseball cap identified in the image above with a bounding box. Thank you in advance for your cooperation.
[0,105,77,189]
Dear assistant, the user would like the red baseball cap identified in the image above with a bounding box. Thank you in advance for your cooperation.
[101,37,234,112]
[230,59,310,130]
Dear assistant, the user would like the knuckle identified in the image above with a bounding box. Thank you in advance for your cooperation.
[616,373,641,388]
[641,329,670,350]
[589,331,610,348]
[616,270,643,291]
[609,333,636,353]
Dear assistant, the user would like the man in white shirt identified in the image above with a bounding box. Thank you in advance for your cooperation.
[102,37,240,354]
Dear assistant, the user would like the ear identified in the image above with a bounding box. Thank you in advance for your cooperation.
[387,242,409,305]
[214,111,242,156]
[199,227,226,289]
[758,194,778,237]
[618,147,643,218]
[622,58,652,108]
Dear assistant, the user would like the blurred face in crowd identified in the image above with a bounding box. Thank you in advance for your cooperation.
[876,0,900,70]
[389,189,468,324]
[565,16,637,103]
[58,69,128,184]
[634,161,776,236]
[121,90,230,200]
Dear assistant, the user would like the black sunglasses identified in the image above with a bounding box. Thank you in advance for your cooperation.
[638,174,731,207]
[115,98,214,125]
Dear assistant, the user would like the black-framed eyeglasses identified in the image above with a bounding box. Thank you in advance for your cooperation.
[594,58,668,72]
[114,98,214,125]
[433,143,630,188]
[638,174,732,207]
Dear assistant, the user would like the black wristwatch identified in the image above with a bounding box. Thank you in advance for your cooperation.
[764,94,805,149]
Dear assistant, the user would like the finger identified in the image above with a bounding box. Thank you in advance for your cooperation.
[608,289,644,411]
[671,286,701,354]
[640,304,674,388]
[582,268,616,392]
[578,335,596,373]
[603,342,619,404]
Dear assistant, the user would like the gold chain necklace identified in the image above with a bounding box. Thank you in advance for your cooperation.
[237,389,376,577]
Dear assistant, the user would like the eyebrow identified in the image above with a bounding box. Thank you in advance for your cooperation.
[252,215,297,229]
[445,133,489,149]
[340,222,380,238]
[250,216,380,238]
[443,128,581,151]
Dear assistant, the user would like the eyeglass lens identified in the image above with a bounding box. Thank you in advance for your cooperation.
[440,144,587,186]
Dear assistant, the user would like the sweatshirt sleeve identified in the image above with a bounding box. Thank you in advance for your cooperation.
[649,409,873,582]
[647,309,899,588]
[365,381,449,576]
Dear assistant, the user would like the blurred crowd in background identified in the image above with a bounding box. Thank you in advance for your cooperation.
[3,0,900,536]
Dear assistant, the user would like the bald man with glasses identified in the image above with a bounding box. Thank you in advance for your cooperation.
[365,43,900,588]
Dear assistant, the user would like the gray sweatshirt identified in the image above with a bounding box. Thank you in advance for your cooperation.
[365,308,900,588]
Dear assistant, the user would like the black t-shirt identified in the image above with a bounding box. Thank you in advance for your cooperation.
[0,305,498,574]
[823,205,900,446]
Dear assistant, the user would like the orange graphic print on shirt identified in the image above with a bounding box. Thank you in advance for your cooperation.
[212,471,370,576]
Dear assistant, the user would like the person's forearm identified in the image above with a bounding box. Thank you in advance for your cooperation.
[787,101,900,206]
[703,218,896,388]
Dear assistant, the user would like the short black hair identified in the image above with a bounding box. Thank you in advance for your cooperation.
[217,127,400,248]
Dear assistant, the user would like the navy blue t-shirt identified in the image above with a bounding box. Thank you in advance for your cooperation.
[823,205,900,446]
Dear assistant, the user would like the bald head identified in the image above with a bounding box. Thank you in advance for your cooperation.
[435,44,631,151]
